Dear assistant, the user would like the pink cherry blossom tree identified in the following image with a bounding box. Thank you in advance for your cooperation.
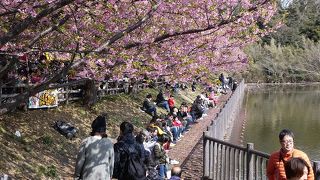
[0,0,277,112]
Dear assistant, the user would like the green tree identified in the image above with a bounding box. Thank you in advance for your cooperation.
[264,0,320,46]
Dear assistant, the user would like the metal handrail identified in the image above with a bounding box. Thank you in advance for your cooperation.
[203,80,320,179]
[203,134,270,180]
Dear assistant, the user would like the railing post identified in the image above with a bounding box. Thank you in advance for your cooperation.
[65,86,69,104]
[313,161,320,180]
[210,139,216,179]
[246,143,254,180]
[124,81,129,94]
[0,80,2,106]
[203,132,210,179]
[106,81,110,94]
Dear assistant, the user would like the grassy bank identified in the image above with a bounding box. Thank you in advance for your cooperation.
[0,85,203,179]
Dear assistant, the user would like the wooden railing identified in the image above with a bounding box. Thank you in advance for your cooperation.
[0,78,165,105]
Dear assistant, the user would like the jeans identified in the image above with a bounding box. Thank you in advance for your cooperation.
[191,110,202,120]
[184,117,193,129]
[158,164,167,179]
[157,101,170,112]
[146,107,157,116]
[177,126,183,137]
[170,126,179,142]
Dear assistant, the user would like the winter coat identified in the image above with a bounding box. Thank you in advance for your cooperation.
[153,142,167,165]
[74,136,114,180]
[143,99,155,111]
[156,92,166,104]
[267,149,314,180]
[113,134,146,180]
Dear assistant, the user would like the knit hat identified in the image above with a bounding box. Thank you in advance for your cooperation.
[91,116,106,133]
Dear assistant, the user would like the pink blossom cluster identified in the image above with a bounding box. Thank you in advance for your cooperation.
[0,0,277,82]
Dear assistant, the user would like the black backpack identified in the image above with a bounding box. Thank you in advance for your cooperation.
[115,142,146,180]
[53,120,77,139]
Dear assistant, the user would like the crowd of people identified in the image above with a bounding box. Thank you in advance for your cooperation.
[74,115,186,180]
[73,76,316,180]
[2,53,315,179]
[74,79,229,180]
[0,53,66,86]
[141,81,227,120]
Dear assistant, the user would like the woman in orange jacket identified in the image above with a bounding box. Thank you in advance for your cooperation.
[266,129,314,180]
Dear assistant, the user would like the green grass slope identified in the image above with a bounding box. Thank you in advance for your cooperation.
[0,86,203,179]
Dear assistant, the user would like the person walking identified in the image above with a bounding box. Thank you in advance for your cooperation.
[113,121,146,180]
[74,115,114,180]
[266,129,314,180]
[219,73,226,90]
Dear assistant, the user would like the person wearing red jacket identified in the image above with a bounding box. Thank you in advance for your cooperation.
[172,115,184,140]
[168,95,175,112]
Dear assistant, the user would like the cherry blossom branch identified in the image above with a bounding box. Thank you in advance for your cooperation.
[124,0,271,48]
[28,14,71,47]
[0,0,75,46]
[93,0,161,53]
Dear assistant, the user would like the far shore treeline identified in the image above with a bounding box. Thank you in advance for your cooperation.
[242,0,320,83]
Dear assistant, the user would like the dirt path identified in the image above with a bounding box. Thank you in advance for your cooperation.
[167,93,231,179]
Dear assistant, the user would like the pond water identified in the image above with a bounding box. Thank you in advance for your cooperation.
[243,84,320,160]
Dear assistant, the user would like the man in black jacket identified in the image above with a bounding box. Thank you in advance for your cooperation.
[156,90,170,112]
[143,94,157,117]
[113,122,146,180]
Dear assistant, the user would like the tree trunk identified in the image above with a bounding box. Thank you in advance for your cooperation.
[82,79,97,108]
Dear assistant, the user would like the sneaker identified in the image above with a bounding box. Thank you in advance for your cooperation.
[170,143,176,147]
[170,159,180,165]
[139,108,145,112]
[202,113,208,117]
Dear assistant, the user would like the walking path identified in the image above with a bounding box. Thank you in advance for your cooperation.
[167,92,231,179]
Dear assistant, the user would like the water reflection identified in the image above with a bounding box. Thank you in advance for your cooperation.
[243,84,320,160]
